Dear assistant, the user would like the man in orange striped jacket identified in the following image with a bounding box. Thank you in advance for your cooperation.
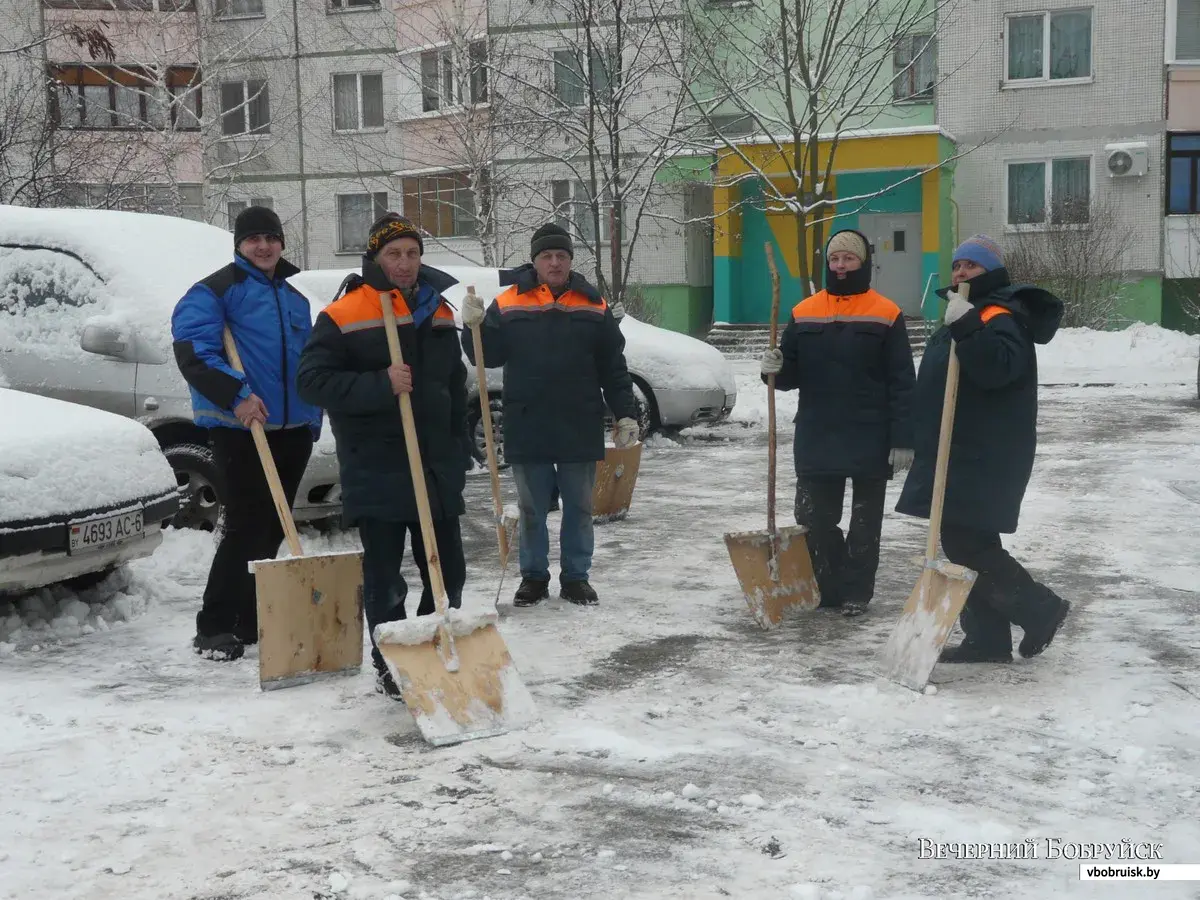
[296,214,470,700]
[761,229,916,617]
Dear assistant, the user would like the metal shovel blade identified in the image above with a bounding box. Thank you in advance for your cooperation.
[723,525,820,629]
[881,560,977,692]
[593,442,644,522]
[251,550,365,691]
[378,612,539,747]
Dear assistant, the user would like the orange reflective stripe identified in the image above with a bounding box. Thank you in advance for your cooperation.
[495,283,607,314]
[324,285,414,333]
[980,305,1011,323]
[432,304,456,327]
[790,288,900,325]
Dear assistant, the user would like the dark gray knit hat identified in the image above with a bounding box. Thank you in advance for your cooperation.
[531,222,573,260]
[234,205,284,249]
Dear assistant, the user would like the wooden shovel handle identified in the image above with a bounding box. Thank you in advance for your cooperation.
[222,327,303,557]
[764,243,781,534]
[379,295,450,615]
[467,288,509,564]
[926,282,968,561]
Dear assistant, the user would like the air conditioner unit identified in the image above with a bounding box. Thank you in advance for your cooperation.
[1105,142,1149,178]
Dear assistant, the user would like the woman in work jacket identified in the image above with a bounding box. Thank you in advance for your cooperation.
[760,229,917,617]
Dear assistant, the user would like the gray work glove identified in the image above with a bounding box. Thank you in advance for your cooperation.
[943,289,972,325]
[462,290,486,328]
[760,348,783,376]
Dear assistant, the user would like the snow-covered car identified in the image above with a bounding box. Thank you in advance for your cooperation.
[288,265,738,464]
[0,205,343,530]
[0,388,180,593]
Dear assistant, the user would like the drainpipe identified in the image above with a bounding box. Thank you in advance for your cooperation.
[290,0,310,265]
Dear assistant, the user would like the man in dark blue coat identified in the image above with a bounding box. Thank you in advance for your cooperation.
[897,235,1071,663]
[461,223,638,607]
[171,206,322,661]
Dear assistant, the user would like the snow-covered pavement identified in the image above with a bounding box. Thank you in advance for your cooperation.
[3,349,1200,900]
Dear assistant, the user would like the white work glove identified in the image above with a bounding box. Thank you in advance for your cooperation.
[614,417,639,449]
[462,290,486,328]
[760,348,783,376]
[610,300,626,320]
[943,290,973,325]
[889,448,914,471]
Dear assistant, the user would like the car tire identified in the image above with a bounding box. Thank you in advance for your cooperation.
[164,442,224,531]
[468,394,507,470]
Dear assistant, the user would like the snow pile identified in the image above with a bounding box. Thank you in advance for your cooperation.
[1038,323,1198,384]
[0,568,147,651]
[0,389,177,522]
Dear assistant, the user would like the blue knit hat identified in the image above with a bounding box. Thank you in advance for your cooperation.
[953,234,1005,272]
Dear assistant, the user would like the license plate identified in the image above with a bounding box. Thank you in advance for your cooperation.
[68,509,144,555]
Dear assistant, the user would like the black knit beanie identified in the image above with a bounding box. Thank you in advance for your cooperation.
[366,213,423,258]
[234,205,285,249]
[531,222,573,260]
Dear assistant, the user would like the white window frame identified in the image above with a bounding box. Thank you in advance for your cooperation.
[408,41,488,118]
[1002,154,1095,233]
[892,32,936,104]
[219,78,270,137]
[335,191,389,254]
[214,0,264,20]
[327,0,380,13]
[1167,0,1200,64]
[1002,8,1095,88]
[331,72,385,133]
[552,46,617,108]
[551,178,622,245]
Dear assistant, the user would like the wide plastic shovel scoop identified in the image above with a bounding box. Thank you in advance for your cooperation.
[723,243,820,628]
[881,284,979,691]
[222,328,364,691]
[374,292,537,746]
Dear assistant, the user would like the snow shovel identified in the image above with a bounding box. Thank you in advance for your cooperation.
[466,286,519,571]
[374,294,537,746]
[592,440,643,522]
[881,284,979,692]
[221,328,364,691]
[723,243,820,629]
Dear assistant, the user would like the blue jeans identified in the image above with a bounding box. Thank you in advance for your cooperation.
[512,462,596,583]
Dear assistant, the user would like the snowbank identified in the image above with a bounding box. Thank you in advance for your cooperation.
[1037,323,1198,385]
[0,389,177,522]
[0,567,147,652]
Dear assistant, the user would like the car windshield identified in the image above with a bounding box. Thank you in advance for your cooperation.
[0,245,112,358]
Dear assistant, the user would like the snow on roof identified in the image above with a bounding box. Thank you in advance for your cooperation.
[0,388,177,523]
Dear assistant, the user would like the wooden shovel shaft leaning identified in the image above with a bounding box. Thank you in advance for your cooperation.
[222,327,303,557]
[466,288,509,566]
[764,243,782,535]
[925,282,968,562]
[378,296,451,619]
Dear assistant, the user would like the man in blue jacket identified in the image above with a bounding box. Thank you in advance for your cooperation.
[171,206,322,662]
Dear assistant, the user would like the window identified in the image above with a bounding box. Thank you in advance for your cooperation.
[1176,0,1200,61]
[215,0,263,16]
[1006,157,1091,228]
[1005,10,1092,83]
[227,197,274,227]
[552,179,623,244]
[333,73,384,131]
[420,49,455,112]
[220,79,270,136]
[43,0,195,9]
[893,34,936,101]
[63,183,204,220]
[1168,133,1200,215]
[553,47,616,106]
[469,40,488,104]
[337,192,388,252]
[328,0,379,9]
[49,65,202,131]
[401,173,479,238]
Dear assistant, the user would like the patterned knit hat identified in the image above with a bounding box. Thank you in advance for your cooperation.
[366,213,423,258]
[826,230,868,261]
[953,234,1005,272]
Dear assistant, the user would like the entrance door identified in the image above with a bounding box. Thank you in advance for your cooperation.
[858,213,922,316]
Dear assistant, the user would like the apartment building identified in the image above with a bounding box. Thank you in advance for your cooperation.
[939,1,1173,324]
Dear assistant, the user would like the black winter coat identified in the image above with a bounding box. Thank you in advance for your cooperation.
[295,262,470,525]
[896,267,1063,534]
[462,265,637,465]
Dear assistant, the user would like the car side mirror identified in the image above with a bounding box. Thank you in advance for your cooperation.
[80,319,165,364]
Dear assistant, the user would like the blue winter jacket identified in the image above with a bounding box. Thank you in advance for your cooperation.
[171,253,322,438]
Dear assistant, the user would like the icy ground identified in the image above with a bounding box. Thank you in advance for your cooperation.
[3,358,1200,900]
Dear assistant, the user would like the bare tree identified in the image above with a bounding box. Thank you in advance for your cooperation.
[1005,195,1136,330]
[677,0,964,293]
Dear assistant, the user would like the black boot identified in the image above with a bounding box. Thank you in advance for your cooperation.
[375,669,403,701]
[514,577,550,607]
[193,633,244,662]
[939,641,1012,664]
[841,600,868,618]
[560,579,599,606]
[1019,596,1070,658]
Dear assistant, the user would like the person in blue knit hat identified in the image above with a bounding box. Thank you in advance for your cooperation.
[896,234,1072,663]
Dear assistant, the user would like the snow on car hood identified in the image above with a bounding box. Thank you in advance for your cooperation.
[0,205,232,354]
[288,266,737,396]
[0,388,178,525]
